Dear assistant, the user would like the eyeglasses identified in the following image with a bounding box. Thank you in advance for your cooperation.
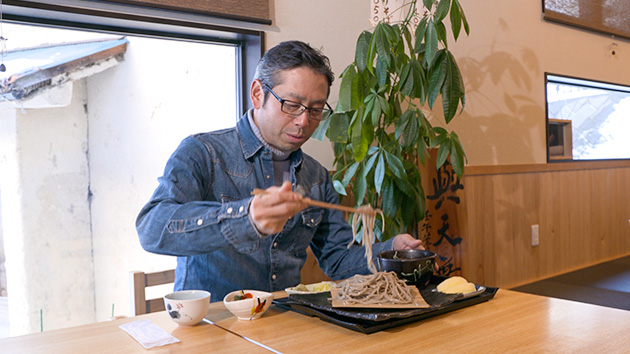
[263,83,333,122]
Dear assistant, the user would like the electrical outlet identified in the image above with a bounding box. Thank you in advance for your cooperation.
[531,224,540,246]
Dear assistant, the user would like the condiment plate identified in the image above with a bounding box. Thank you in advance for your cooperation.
[285,281,336,295]
[432,284,486,300]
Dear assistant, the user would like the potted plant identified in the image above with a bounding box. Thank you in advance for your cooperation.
[313,0,469,241]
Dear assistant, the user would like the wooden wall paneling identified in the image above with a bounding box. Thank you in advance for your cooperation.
[458,162,630,289]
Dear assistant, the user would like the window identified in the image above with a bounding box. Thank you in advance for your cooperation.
[0,2,263,337]
[545,73,630,162]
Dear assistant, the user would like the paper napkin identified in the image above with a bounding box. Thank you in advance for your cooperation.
[119,319,180,349]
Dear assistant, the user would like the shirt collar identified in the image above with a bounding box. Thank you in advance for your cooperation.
[236,110,303,164]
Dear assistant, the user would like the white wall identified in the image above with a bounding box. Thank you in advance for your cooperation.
[439,1,630,165]
[273,0,630,166]
[0,81,94,334]
[267,0,371,170]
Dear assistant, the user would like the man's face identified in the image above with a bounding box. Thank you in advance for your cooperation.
[251,67,329,153]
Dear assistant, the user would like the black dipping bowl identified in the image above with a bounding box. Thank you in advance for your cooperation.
[377,249,437,287]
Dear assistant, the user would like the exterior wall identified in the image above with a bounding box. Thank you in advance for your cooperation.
[0,81,94,334]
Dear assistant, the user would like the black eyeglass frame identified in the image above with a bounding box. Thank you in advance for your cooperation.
[263,83,333,121]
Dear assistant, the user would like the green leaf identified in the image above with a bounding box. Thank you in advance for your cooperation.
[435,20,447,47]
[423,0,436,10]
[374,24,391,70]
[338,66,361,111]
[427,50,447,108]
[435,0,450,22]
[451,0,470,40]
[355,31,372,72]
[352,165,367,205]
[311,113,331,141]
[401,111,420,149]
[414,17,428,54]
[395,110,413,139]
[382,22,399,43]
[326,112,350,143]
[450,0,462,40]
[375,56,388,86]
[425,20,438,68]
[383,151,405,179]
[430,131,448,149]
[374,153,385,194]
[350,110,369,162]
[442,51,466,122]
[364,150,379,175]
[341,162,360,186]
[378,95,391,117]
[381,180,397,218]
[450,132,467,176]
[450,138,464,177]
[399,62,414,96]
[411,59,427,101]
[364,93,380,126]
[402,23,413,51]
[435,139,452,169]
[333,180,347,196]
[393,176,414,198]
[400,194,416,229]
[417,136,428,166]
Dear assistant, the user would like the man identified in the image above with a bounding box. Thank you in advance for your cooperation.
[136,41,425,301]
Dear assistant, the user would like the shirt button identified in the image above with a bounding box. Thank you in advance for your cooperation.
[197,219,203,226]
[272,274,277,280]
[266,175,271,179]
[227,207,233,213]
[273,242,278,248]
[239,206,244,213]
[310,219,315,223]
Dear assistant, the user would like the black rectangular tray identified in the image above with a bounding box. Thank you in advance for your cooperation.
[273,276,498,334]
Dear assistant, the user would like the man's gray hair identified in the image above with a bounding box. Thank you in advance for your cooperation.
[254,40,334,97]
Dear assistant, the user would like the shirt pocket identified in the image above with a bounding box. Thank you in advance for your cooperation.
[289,208,324,257]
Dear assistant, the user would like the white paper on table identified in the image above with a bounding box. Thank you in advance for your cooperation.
[119,319,180,349]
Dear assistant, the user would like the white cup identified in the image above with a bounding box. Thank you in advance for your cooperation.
[163,290,211,326]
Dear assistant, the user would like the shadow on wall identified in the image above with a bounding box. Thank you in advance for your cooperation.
[456,43,543,165]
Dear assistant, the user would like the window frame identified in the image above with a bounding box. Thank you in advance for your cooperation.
[2,0,265,117]
[545,72,630,163]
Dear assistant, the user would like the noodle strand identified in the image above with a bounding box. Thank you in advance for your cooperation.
[348,205,384,274]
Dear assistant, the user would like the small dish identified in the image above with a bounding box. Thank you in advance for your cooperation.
[458,285,486,300]
[285,281,336,295]
[223,290,273,320]
[432,284,486,300]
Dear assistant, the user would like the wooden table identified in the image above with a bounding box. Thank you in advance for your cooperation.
[207,289,630,354]
[3,289,630,353]
[1,309,268,353]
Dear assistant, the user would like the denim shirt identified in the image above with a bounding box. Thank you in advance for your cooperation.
[136,113,394,301]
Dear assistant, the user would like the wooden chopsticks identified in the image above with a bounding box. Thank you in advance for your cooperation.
[251,188,376,215]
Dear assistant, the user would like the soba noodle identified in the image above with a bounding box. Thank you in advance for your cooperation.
[334,271,414,305]
[348,205,384,274]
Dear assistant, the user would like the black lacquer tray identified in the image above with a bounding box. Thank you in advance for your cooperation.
[273,276,498,334]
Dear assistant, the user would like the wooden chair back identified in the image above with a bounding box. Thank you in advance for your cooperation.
[129,269,175,316]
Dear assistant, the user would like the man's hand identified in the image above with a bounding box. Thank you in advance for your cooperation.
[250,181,307,234]
[392,233,439,270]
[392,233,424,250]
